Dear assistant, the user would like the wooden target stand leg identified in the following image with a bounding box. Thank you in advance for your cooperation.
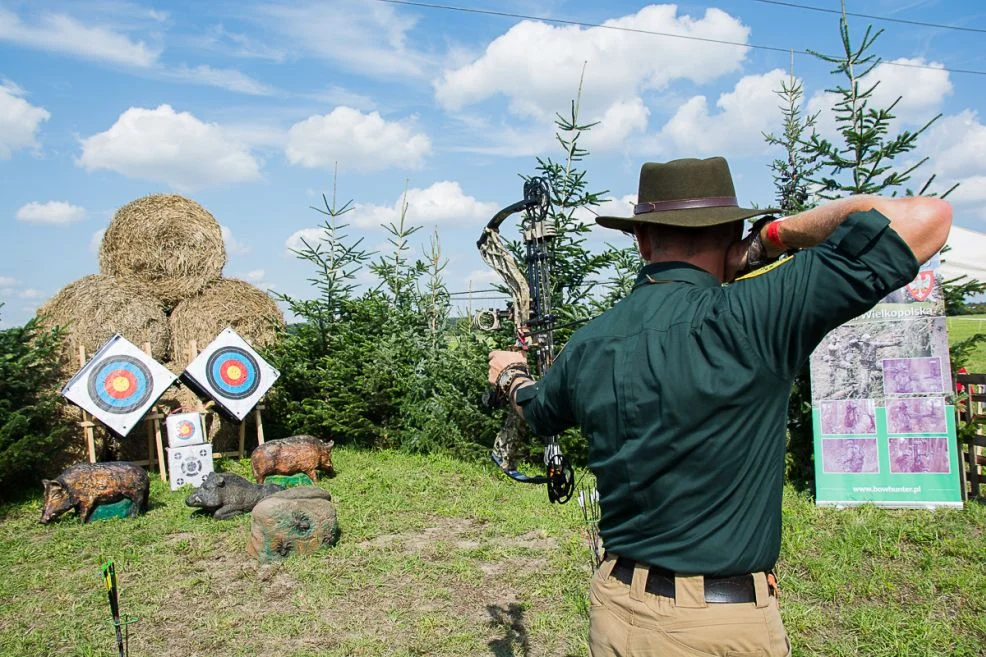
[184,340,266,462]
[78,344,97,463]
[75,343,166,481]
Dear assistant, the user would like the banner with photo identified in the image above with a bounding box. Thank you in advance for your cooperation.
[809,254,963,508]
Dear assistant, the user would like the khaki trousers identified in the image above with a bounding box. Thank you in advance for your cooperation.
[588,555,792,657]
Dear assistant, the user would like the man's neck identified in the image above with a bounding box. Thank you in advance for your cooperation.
[647,252,727,283]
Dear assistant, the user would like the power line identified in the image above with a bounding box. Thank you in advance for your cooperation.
[750,0,986,35]
[373,0,986,77]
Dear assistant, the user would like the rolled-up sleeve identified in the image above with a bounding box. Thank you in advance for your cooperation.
[725,209,920,380]
[516,350,576,436]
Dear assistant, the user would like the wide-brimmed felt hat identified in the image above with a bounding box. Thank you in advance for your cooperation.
[596,157,778,230]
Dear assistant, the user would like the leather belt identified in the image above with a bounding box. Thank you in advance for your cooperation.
[609,557,761,604]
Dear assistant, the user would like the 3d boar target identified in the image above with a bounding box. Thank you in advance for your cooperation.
[183,328,279,422]
[62,334,177,437]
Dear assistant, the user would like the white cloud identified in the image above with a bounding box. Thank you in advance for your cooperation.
[285,227,328,253]
[0,9,160,67]
[167,65,276,96]
[17,288,43,300]
[464,269,501,289]
[807,58,952,141]
[653,69,788,155]
[220,225,250,255]
[256,1,434,78]
[15,201,86,225]
[90,228,106,254]
[348,181,498,229]
[286,107,431,172]
[0,81,50,158]
[0,276,17,286]
[434,5,750,124]
[573,194,637,225]
[921,110,986,180]
[78,105,262,191]
[583,98,651,152]
[241,269,265,282]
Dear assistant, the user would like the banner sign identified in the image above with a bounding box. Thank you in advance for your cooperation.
[62,334,177,437]
[183,327,280,422]
[809,254,963,508]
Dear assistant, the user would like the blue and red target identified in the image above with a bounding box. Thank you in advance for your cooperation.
[86,356,153,414]
[176,420,196,439]
[205,347,260,400]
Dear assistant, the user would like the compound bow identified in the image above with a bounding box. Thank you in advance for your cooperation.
[476,177,575,505]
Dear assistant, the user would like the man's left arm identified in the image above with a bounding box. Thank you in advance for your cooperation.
[487,350,576,436]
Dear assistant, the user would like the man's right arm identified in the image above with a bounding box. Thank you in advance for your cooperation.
[763,195,952,264]
[725,195,952,380]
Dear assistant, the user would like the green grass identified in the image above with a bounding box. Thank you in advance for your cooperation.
[948,313,986,372]
[1,447,984,656]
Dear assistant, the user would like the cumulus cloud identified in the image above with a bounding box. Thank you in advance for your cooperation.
[16,201,86,224]
[78,105,262,191]
[653,69,788,156]
[573,194,638,225]
[234,269,274,290]
[0,8,160,67]
[285,182,497,251]
[285,107,431,172]
[0,81,50,158]
[90,228,106,254]
[220,225,251,255]
[0,276,17,287]
[435,5,749,122]
[347,181,498,229]
[917,110,986,219]
[807,58,952,140]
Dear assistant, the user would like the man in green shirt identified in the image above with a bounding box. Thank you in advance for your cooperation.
[487,157,951,656]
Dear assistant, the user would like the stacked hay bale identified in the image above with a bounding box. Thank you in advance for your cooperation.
[37,193,284,464]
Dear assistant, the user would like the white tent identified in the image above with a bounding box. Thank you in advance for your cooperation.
[940,225,986,282]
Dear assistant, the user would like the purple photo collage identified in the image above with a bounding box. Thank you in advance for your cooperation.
[882,357,944,395]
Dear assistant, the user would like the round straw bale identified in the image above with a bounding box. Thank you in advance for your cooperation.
[99,194,226,307]
[168,278,285,369]
[36,274,171,375]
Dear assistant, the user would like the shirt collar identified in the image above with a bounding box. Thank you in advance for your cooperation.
[633,262,722,290]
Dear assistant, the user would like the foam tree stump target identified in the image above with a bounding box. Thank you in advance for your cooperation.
[182,328,280,422]
[62,334,177,438]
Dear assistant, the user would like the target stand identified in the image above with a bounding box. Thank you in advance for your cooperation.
[63,336,177,481]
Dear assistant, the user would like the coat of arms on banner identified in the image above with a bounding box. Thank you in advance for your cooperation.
[906,270,935,302]
[182,328,280,422]
[165,411,207,448]
[62,334,177,437]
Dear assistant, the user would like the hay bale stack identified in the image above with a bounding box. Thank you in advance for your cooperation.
[99,194,226,307]
[169,278,285,369]
[37,274,171,371]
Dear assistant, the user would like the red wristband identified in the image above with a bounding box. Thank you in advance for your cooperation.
[764,220,786,251]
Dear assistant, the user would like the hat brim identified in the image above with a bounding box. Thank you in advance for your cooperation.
[596,205,780,231]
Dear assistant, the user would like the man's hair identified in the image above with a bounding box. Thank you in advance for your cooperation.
[635,221,741,256]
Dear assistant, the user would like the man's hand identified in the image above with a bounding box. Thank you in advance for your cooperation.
[488,350,528,386]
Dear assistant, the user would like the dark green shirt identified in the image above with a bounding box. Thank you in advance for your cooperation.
[517,210,919,576]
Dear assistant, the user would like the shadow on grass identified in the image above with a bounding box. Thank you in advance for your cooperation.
[486,602,530,657]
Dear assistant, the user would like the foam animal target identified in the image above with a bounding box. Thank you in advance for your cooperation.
[183,328,280,422]
[165,412,207,448]
[167,443,214,491]
[62,334,177,437]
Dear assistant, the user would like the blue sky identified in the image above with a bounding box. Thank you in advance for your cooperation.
[2,0,985,327]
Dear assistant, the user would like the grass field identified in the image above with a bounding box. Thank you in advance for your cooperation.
[1,448,984,657]
[948,313,986,372]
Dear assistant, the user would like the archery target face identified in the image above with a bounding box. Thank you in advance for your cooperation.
[167,444,214,491]
[62,334,177,437]
[183,328,280,422]
[165,412,207,448]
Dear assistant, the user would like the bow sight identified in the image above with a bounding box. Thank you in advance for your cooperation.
[477,177,574,505]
